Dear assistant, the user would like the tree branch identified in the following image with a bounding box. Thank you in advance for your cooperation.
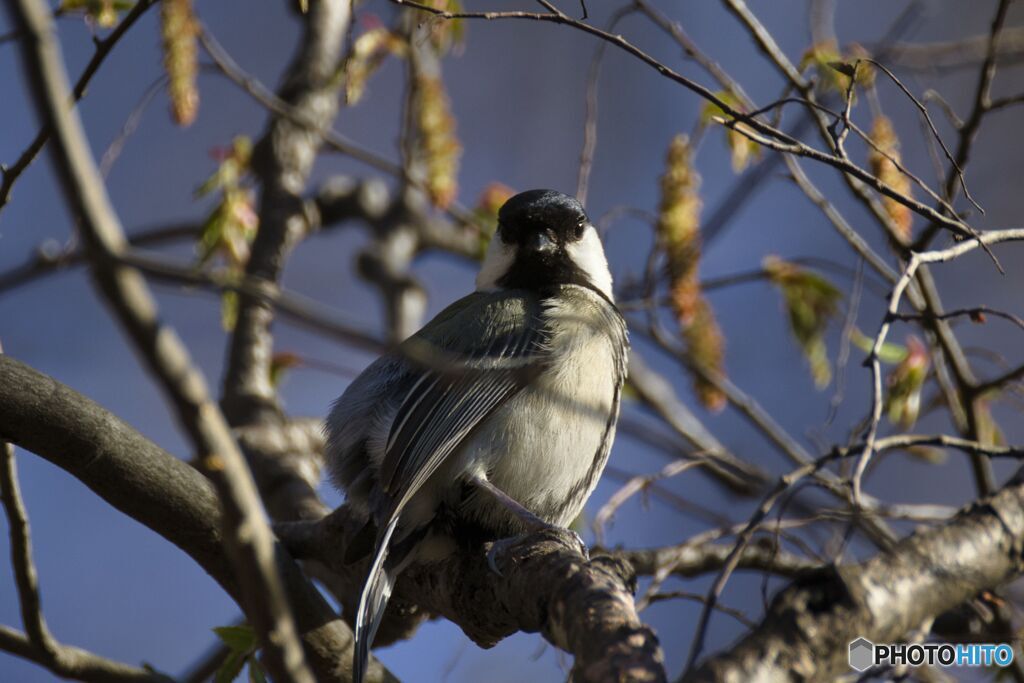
[0,223,200,296]
[393,0,977,241]
[0,625,170,683]
[0,442,54,657]
[0,0,158,214]
[1,442,163,681]
[610,538,820,581]
[0,355,397,683]
[278,511,667,683]
[4,0,319,678]
[684,466,1024,682]
[221,0,351,425]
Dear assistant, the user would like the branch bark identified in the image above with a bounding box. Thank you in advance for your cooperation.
[278,508,668,682]
[0,355,397,683]
[4,0,319,678]
[0,625,171,683]
[683,467,1024,682]
[222,0,351,425]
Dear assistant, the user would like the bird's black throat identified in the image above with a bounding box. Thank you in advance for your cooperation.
[496,247,600,298]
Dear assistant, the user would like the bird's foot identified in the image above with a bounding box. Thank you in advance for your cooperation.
[486,525,590,577]
[486,536,518,577]
[560,527,590,561]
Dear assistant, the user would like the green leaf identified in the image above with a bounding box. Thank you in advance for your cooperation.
[763,256,842,389]
[884,335,929,429]
[904,446,946,465]
[344,28,407,106]
[247,658,268,683]
[213,624,257,654]
[699,90,742,126]
[215,650,248,683]
[699,91,761,172]
[269,351,302,388]
[196,210,226,266]
[799,41,846,93]
[849,327,908,365]
[221,290,239,332]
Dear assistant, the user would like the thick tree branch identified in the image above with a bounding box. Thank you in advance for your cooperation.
[0,355,397,683]
[4,1,318,679]
[221,0,351,425]
[684,466,1024,682]
[278,508,667,682]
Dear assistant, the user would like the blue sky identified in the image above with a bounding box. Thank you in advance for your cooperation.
[2,1,1024,680]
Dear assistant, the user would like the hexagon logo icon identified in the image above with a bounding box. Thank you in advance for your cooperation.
[849,637,874,672]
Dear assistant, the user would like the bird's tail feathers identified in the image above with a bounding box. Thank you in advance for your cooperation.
[353,515,400,683]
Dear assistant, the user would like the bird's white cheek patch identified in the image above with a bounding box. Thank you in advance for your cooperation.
[566,226,614,300]
[475,237,515,291]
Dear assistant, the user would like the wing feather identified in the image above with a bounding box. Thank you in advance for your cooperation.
[378,293,548,512]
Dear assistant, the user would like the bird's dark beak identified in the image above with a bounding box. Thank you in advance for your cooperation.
[528,230,557,253]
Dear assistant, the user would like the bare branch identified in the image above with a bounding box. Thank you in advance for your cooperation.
[976,362,1024,397]
[0,625,171,682]
[891,305,1024,334]
[626,352,768,495]
[916,0,1013,248]
[278,511,668,683]
[0,223,199,296]
[609,538,820,581]
[398,0,977,242]
[1,442,55,657]
[0,0,158,214]
[199,26,404,181]
[0,355,397,683]
[684,466,1024,682]
[5,2,316,678]
[884,27,1024,71]
[220,0,351,426]
[854,228,1024,501]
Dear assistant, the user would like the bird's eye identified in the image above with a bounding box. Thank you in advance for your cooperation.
[572,222,586,240]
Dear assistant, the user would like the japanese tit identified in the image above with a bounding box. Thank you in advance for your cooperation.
[325,189,629,682]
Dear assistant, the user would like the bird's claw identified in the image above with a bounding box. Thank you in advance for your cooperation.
[486,536,518,577]
[565,528,589,560]
[487,527,589,577]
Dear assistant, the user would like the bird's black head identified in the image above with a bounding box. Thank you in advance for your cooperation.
[497,189,589,249]
[477,189,613,299]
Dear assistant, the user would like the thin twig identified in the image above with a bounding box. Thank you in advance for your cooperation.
[892,305,1024,334]
[1,440,171,681]
[0,0,158,214]
[0,625,171,682]
[0,442,55,657]
[0,223,200,295]
[853,228,1024,502]
[575,7,633,204]
[394,0,975,242]
[865,57,981,214]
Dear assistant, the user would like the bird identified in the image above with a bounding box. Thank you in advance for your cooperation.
[325,188,629,682]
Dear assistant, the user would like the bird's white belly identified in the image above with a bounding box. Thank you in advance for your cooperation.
[457,298,619,528]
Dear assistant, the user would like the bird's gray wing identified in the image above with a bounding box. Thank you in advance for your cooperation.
[378,289,549,513]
